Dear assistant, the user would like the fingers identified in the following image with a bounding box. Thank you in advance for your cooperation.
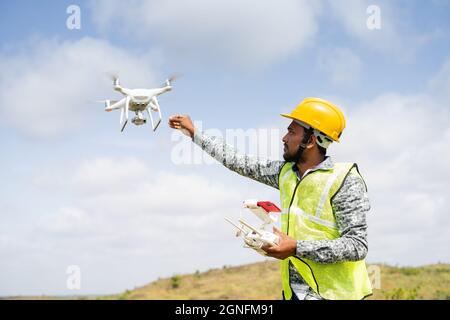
[169,114,186,121]
[261,244,277,254]
[170,122,182,129]
[262,246,283,259]
[168,120,180,129]
[168,115,184,129]
[169,114,187,123]
[272,226,283,235]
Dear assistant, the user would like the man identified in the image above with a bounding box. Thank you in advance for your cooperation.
[168,97,372,300]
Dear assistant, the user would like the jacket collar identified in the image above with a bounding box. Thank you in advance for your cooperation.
[291,156,334,180]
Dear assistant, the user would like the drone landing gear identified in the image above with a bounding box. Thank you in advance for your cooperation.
[119,96,130,132]
[148,97,162,131]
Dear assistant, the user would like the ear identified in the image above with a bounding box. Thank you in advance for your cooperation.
[306,134,316,149]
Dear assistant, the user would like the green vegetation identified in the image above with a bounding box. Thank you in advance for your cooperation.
[116,290,131,300]
[382,287,420,300]
[369,263,450,300]
[170,275,181,289]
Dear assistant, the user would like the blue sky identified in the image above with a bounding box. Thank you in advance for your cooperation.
[0,0,449,296]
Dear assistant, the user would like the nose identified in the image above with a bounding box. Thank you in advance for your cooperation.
[282,133,288,144]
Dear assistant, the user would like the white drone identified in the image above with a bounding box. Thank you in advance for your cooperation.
[225,199,281,256]
[102,74,177,132]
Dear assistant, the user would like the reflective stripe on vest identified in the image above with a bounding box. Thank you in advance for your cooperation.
[278,161,373,300]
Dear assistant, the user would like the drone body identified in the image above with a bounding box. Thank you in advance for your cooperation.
[103,76,175,132]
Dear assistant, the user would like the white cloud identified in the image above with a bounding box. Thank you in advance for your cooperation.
[39,207,94,237]
[0,37,158,137]
[327,0,440,61]
[317,47,363,87]
[33,156,244,214]
[88,0,444,67]
[89,0,322,68]
[0,156,267,295]
[330,91,450,266]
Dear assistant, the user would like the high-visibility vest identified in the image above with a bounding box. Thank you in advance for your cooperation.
[279,161,372,300]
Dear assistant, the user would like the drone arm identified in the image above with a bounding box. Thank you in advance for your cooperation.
[113,84,123,92]
[114,86,133,96]
[162,85,172,94]
[105,99,124,112]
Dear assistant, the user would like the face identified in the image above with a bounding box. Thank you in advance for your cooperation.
[282,121,304,162]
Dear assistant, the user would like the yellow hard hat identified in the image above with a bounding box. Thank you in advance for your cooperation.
[281,97,346,142]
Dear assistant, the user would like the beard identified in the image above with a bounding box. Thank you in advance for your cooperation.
[283,150,296,162]
[283,144,305,163]
[283,145,296,162]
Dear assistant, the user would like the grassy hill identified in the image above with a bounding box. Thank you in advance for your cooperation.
[104,261,450,300]
[4,261,449,300]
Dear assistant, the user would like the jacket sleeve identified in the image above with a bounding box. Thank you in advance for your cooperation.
[193,130,285,189]
[295,169,370,264]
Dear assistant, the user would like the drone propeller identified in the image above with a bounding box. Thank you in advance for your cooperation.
[105,72,120,87]
[164,73,181,86]
[106,72,118,81]
[168,74,180,82]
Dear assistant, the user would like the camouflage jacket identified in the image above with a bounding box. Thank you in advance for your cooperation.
[193,130,370,300]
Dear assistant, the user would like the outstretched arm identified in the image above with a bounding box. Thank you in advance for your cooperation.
[168,115,285,189]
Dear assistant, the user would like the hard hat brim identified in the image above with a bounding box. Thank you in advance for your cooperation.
[280,113,296,120]
[280,113,340,142]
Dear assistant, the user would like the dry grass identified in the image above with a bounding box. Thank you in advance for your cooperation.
[108,261,282,300]
[105,261,450,300]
